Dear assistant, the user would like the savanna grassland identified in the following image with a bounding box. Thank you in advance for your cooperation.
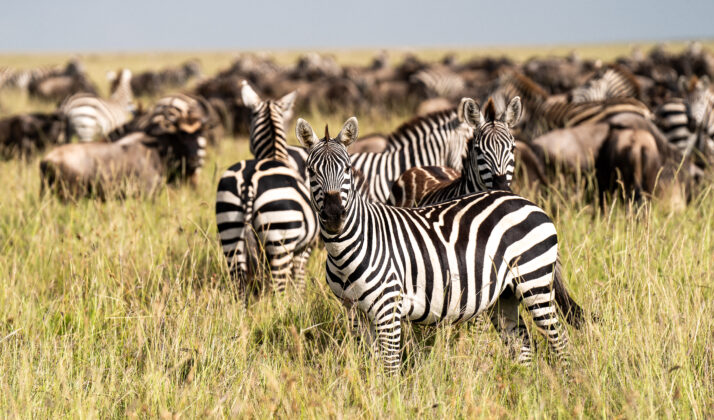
[0,46,713,418]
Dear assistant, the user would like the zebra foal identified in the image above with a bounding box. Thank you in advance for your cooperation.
[296,117,570,373]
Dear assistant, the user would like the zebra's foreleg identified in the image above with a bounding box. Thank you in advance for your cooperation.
[489,287,534,364]
[369,281,403,374]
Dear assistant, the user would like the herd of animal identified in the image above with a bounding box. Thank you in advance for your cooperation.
[1,43,713,373]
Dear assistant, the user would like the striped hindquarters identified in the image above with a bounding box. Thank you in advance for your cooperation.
[61,94,131,142]
[216,159,316,293]
[656,100,692,152]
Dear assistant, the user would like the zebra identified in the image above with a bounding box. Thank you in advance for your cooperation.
[492,71,651,140]
[655,76,714,162]
[389,97,520,207]
[1,64,63,91]
[410,66,466,99]
[296,116,571,373]
[388,96,585,330]
[569,65,641,103]
[215,82,316,298]
[349,109,473,202]
[59,69,134,142]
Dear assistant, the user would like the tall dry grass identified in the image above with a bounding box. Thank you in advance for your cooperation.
[1,48,713,418]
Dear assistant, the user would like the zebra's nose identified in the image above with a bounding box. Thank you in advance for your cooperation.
[322,191,346,218]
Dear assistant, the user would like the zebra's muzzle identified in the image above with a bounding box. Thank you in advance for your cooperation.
[321,191,346,234]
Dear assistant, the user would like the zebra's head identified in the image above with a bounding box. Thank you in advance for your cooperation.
[458,96,521,191]
[680,76,713,127]
[241,81,297,162]
[296,117,359,236]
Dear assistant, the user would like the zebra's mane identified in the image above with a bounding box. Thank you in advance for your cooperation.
[483,97,497,121]
[610,64,642,98]
[499,71,549,103]
[247,97,292,163]
[385,108,458,144]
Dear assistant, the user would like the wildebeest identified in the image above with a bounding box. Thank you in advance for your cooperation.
[0,112,66,159]
[40,130,206,200]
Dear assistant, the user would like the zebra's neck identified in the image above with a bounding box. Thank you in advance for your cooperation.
[110,78,133,108]
[382,109,468,169]
[500,73,548,114]
[251,103,290,163]
[321,190,369,290]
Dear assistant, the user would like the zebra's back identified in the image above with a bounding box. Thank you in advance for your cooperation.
[61,93,131,141]
[328,191,558,325]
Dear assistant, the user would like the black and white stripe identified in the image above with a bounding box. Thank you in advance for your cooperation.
[215,83,316,297]
[350,109,473,202]
[297,117,570,373]
[388,97,520,208]
[492,71,651,139]
[410,66,466,99]
[569,65,641,103]
[656,77,714,159]
[60,69,134,142]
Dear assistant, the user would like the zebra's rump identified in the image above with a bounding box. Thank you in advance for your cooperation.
[216,159,316,258]
[330,191,558,325]
[61,94,130,140]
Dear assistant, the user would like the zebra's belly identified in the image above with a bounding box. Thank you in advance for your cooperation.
[400,276,505,325]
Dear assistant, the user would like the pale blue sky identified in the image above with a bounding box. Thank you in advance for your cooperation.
[1,0,712,51]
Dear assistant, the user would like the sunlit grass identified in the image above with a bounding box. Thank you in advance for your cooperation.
[1,49,713,417]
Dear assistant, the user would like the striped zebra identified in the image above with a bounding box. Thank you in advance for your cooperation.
[215,83,316,298]
[296,117,570,373]
[1,64,63,90]
[569,65,641,103]
[0,67,16,90]
[492,71,651,139]
[388,96,585,329]
[389,97,520,207]
[60,69,134,142]
[655,76,714,161]
[350,109,473,202]
[410,66,466,99]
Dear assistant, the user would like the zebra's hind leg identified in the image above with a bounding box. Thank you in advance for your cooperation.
[516,269,570,365]
[225,249,249,302]
[489,287,534,364]
[291,247,312,293]
[267,248,293,294]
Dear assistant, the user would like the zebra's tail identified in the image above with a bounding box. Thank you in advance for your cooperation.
[552,258,586,329]
[241,180,258,279]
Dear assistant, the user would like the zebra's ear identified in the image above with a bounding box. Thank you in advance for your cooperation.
[336,117,359,147]
[502,96,522,128]
[106,70,117,83]
[240,81,262,110]
[278,90,297,115]
[458,97,482,128]
[295,118,318,148]
[699,75,711,90]
[678,75,689,93]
